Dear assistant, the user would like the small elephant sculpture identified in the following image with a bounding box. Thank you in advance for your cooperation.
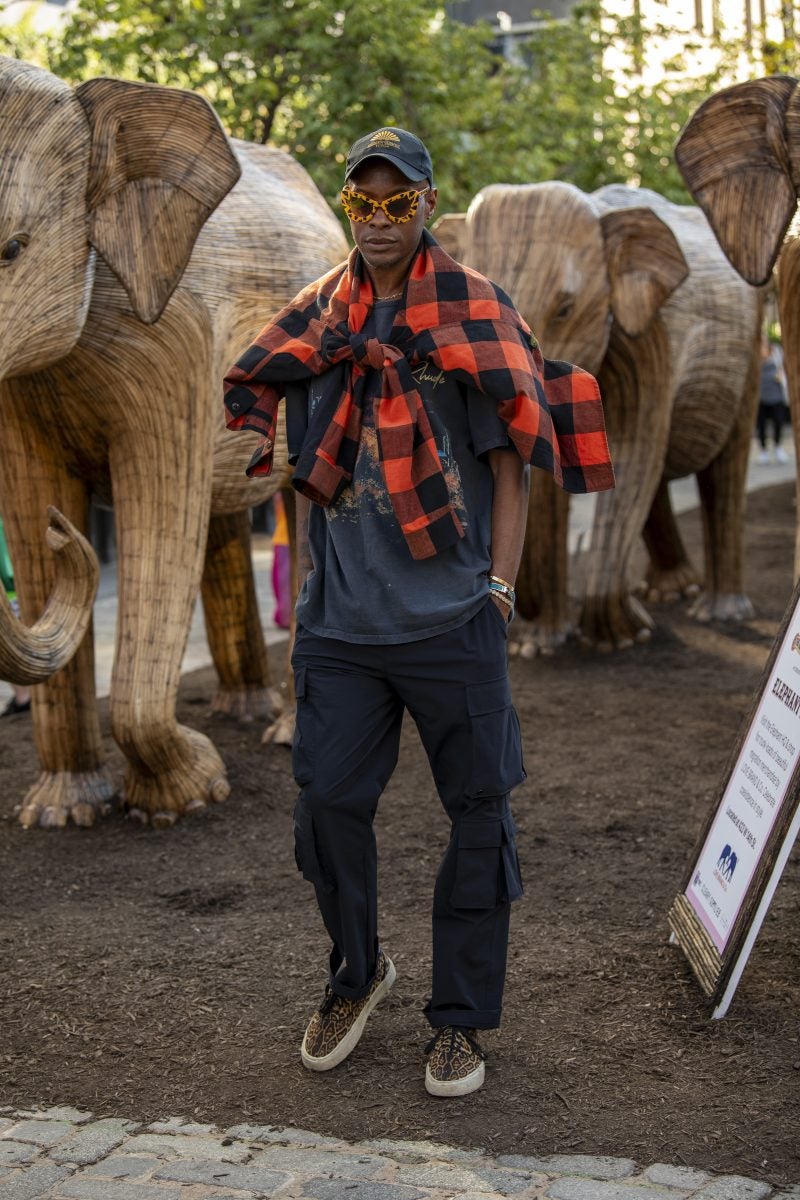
[458,181,762,651]
[676,76,800,571]
[0,57,347,828]
[0,509,98,685]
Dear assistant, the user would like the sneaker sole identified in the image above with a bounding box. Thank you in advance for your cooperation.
[301,956,396,1072]
[425,1059,485,1097]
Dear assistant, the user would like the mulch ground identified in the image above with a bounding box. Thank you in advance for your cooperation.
[1,483,799,1186]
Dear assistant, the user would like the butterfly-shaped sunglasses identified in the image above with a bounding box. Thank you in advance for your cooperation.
[341,186,431,225]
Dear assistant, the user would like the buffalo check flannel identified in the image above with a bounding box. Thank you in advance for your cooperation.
[224,230,614,560]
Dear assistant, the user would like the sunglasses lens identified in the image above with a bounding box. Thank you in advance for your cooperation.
[343,192,375,221]
[385,192,416,221]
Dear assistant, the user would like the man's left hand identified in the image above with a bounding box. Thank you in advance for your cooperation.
[490,593,510,622]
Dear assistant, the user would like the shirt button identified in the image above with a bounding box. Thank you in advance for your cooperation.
[230,401,241,413]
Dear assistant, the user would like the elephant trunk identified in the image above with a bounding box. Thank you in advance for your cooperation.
[0,508,99,685]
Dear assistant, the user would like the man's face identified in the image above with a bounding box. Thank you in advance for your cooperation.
[344,159,437,281]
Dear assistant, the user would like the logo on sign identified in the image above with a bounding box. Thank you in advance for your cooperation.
[717,843,737,881]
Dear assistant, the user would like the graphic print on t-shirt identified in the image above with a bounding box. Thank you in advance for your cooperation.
[326,367,468,530]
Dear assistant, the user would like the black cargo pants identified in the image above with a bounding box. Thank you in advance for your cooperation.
[291,597,525,1030]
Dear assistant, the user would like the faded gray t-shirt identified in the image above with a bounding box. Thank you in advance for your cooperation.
[286,299,513,644]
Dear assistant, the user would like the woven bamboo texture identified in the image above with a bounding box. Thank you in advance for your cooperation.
[430,212,467,258]
[0,508,98,685]
[677,77,800,577]
[458,180,762,653]
[675,76,800,290]
[0,57,347,828]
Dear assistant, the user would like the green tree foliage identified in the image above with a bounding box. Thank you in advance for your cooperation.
[519,1,745,202]
[6,0,541,212]
[0,0,792,211]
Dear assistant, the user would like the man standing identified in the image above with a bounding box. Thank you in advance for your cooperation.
[224,128,613,1096]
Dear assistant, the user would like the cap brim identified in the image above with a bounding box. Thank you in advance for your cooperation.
[346,152,430,184]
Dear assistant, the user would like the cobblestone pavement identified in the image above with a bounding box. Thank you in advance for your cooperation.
[0,1108,795,1200]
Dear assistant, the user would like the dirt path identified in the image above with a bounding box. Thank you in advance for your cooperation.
[1,483,798,1186]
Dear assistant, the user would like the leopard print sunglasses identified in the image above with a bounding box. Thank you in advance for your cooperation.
[341,186,431,225]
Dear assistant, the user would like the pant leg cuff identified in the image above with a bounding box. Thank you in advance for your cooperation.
[329,977,374,1001]
[424,1004,500,1030]
[327,946,381,1001]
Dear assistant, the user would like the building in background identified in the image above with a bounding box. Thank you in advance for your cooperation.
[448,0,795,66]
[690,0,794,42]
[446,0,579,58]
[603,0,795,86]
[0,0,78,31]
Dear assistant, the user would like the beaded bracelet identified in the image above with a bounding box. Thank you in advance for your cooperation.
[488,584,514,622]
[490,589,513,610]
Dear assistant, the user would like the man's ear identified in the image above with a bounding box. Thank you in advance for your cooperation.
[75,77,241,323]
[425,187,438,222]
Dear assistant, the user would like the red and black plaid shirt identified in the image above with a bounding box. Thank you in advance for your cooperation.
[224,231,613,560]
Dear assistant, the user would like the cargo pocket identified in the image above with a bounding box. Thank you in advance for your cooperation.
[293,798,334,892]
[291,666,313,786]
[450,816,524,909]
[465,676,526,798]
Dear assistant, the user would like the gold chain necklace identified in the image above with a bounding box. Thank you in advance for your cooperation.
[375,290,403,301]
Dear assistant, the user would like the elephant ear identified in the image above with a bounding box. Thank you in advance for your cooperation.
[75,77,242,324]
[599,207,689,337]
[675,77,797,287]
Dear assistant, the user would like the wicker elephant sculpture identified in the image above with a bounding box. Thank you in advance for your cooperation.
[457,181,762,652]
[676,75,800,571]
[0,57,347,829]
[0,510,98,685]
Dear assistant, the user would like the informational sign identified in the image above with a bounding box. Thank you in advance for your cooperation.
[669,579,800,1017]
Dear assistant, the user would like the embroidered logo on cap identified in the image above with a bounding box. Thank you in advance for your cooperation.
[368,129,402,147]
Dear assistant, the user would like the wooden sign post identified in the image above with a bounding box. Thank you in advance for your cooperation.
[669,578,800,1018]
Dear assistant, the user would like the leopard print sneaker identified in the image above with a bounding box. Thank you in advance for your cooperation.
[301,949,396,1072]
[425,1026,486,1096]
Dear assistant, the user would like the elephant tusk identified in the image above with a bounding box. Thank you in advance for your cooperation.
[0,507,99,685]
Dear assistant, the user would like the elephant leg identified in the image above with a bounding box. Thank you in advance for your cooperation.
[513,472,572,658]
[579,321,672,650]
[0,391,114,829]
[108,383,230,828]
[640,477,701,604]
[262,485,296,748]
[201,510,271,723]
[691,339,760,623]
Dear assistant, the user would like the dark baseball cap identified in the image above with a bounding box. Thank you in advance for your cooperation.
[345,127,434,186]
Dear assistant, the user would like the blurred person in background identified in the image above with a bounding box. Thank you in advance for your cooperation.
[757,334,790,465]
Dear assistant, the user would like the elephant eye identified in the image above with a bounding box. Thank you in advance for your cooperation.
[553,296,574,322]
[1,236,27,263]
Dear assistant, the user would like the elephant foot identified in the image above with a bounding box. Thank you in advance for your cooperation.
[689,592,755,623]
[261,706,296,747]
[17,770,117,830]
[578,592,655,652]
[210,684,271,724]
[638,563,701,605]
[123,726,231,828]
[511,618,573,659]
